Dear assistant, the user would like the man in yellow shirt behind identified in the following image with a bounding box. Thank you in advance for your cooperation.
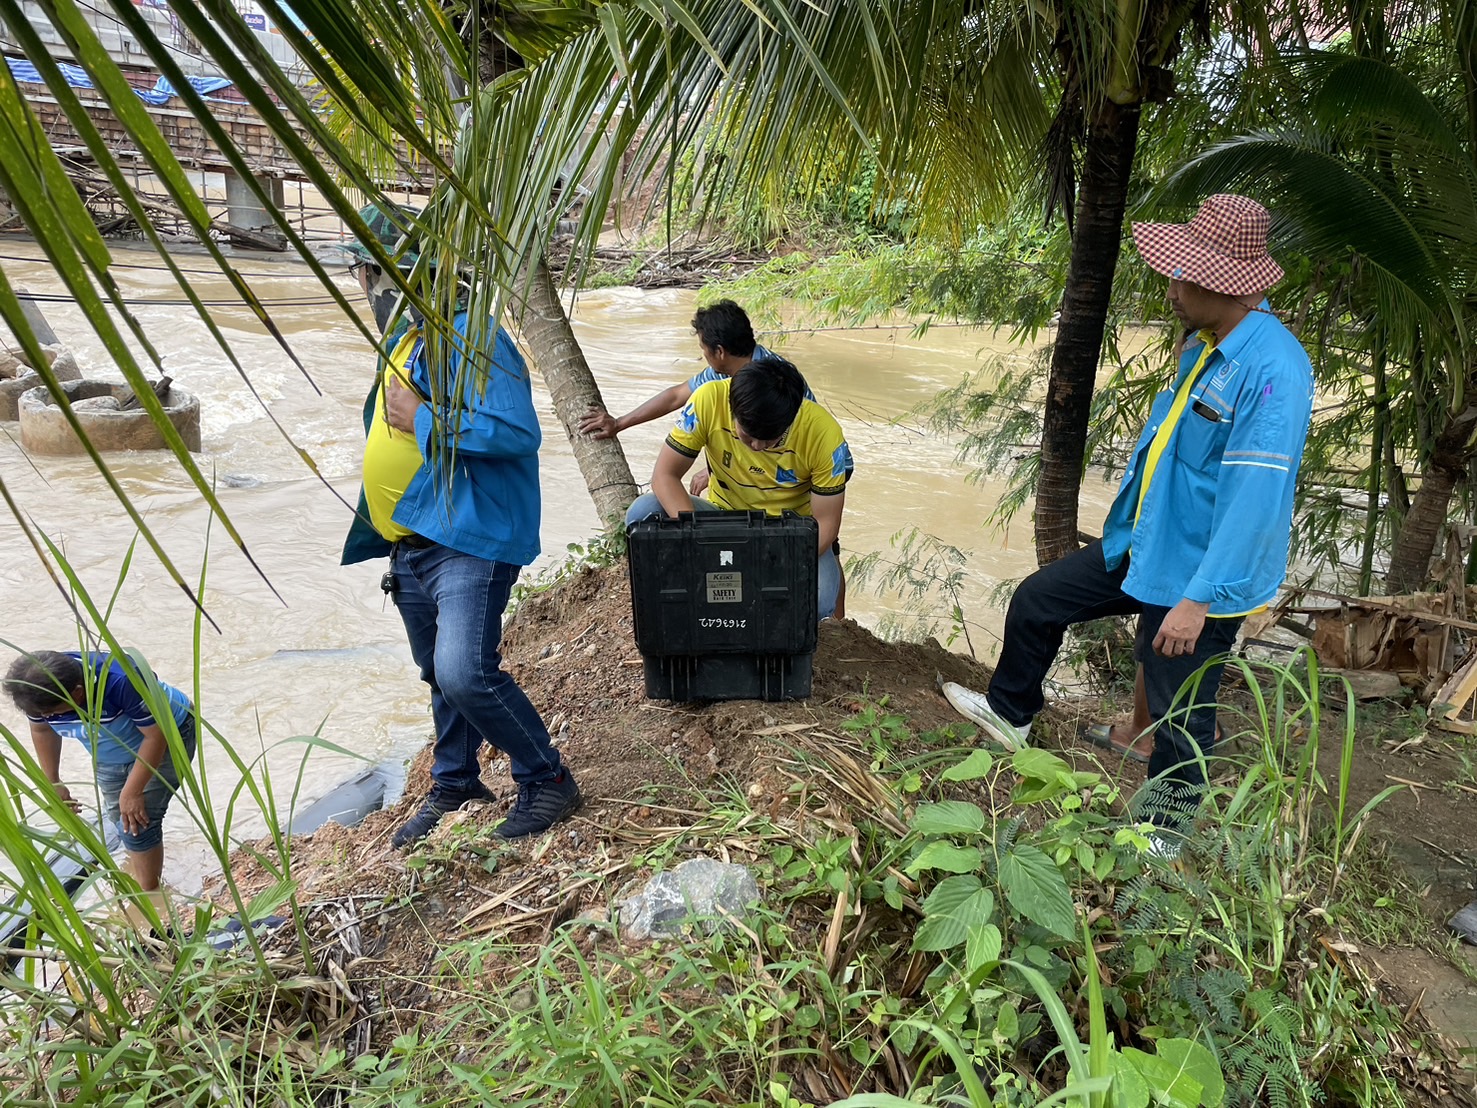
[624,357,852,618]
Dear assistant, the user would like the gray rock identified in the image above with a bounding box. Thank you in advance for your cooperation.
[617,858,760,940]
[1451,901,1477,946]
[49,350,79,381]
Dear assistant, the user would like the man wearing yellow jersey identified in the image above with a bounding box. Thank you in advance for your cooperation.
[624,357,852,618]
[340,202,579,848]
[942,195,1313,851]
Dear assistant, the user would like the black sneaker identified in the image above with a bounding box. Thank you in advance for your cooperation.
[391,779,497,849]
[496,770,582,839]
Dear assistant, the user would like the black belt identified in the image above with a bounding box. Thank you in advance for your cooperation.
[396,533,436,550]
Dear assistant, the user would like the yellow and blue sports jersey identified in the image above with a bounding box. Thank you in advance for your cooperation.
[361,330,425,543]
[27,652,193,766]
[665,378,852,516]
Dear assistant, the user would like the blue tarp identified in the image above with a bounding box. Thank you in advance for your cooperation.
[5,57,236,104]
[137,75,236,105]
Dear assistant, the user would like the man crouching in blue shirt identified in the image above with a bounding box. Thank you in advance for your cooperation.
[340,203,579,848]
[941,194,1314,857]
[5,650,197,891]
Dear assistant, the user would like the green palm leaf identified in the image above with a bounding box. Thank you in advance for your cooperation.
[1160,132,1462,336]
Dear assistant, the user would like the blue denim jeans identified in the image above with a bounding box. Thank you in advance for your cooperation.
[95,715,196,853]
[625,494,841,619]
[391,542,561,790]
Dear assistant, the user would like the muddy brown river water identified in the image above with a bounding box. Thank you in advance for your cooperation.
[0,242,1118,889]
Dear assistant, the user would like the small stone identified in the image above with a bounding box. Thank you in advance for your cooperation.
[571,907,607,931]
[508,985,538,1011]
[747,781,763,799]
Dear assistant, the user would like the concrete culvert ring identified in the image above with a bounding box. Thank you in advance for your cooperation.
[18,379,201,454]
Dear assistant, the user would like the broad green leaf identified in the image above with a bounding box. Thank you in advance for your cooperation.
[1154,1040,1226,1107]
[882,875,903,911]
[1011,746,1074,782]
[906,841,983,877]
[941,748,995,781]
[1120,1048,1205,1108]
[912,800,987,837]
[995,1001,1019,1041]
[1010,746,1100,797]
[998,844,1077,939]
[965,922,1002,971]
[914,888,994,952]
[915,875,982,950]
[1108,1051,1152,1108]
[921,875,982,916]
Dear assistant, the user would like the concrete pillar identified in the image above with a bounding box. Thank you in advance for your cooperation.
[224,170,286,248]
[14,287,59,346]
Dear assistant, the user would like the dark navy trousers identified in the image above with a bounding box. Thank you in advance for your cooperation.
[986,541,1242,824]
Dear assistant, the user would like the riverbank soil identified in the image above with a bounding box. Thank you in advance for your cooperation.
[214,562,1477,1104]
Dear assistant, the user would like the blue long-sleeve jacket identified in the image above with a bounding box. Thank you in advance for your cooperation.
[341,311,542,567]
[1100,305,1313,616]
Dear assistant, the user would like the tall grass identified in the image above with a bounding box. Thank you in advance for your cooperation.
[0,538,1435,1108]
[0,532,369,1104]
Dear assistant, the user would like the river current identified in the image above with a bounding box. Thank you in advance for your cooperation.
[0,241,1116,889]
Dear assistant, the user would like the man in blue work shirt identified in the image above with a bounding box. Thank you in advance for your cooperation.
[943,194,1313,848]
[341,203,580,848]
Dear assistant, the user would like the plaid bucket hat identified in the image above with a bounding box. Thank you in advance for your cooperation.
[1131,194,1283,296]
[341,201,422,268]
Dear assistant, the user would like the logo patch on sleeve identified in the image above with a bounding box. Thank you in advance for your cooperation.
[677,404,698,433]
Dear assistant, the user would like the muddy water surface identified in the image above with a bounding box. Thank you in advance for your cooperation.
[0,243,1117,889]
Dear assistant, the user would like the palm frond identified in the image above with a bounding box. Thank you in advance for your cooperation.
[1159,131,1462,336]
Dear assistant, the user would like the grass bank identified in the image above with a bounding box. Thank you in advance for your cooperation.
[0,562,1473,1106]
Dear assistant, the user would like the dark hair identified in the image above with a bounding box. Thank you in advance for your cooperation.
[691,299,757,358]
[4,651,83,716]
[730,357,805,441]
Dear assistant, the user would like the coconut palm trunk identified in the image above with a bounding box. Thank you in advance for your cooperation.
[512,257,639,524]
[1034,100,1143,566]
[1384,392,1477,593]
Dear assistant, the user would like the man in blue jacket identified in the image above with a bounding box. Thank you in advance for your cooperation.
[341,204,579,848]
[942,194,1313,845]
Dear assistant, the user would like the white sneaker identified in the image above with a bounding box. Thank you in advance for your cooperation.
[940,682,1031,751]
[1145,830,1184,863]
